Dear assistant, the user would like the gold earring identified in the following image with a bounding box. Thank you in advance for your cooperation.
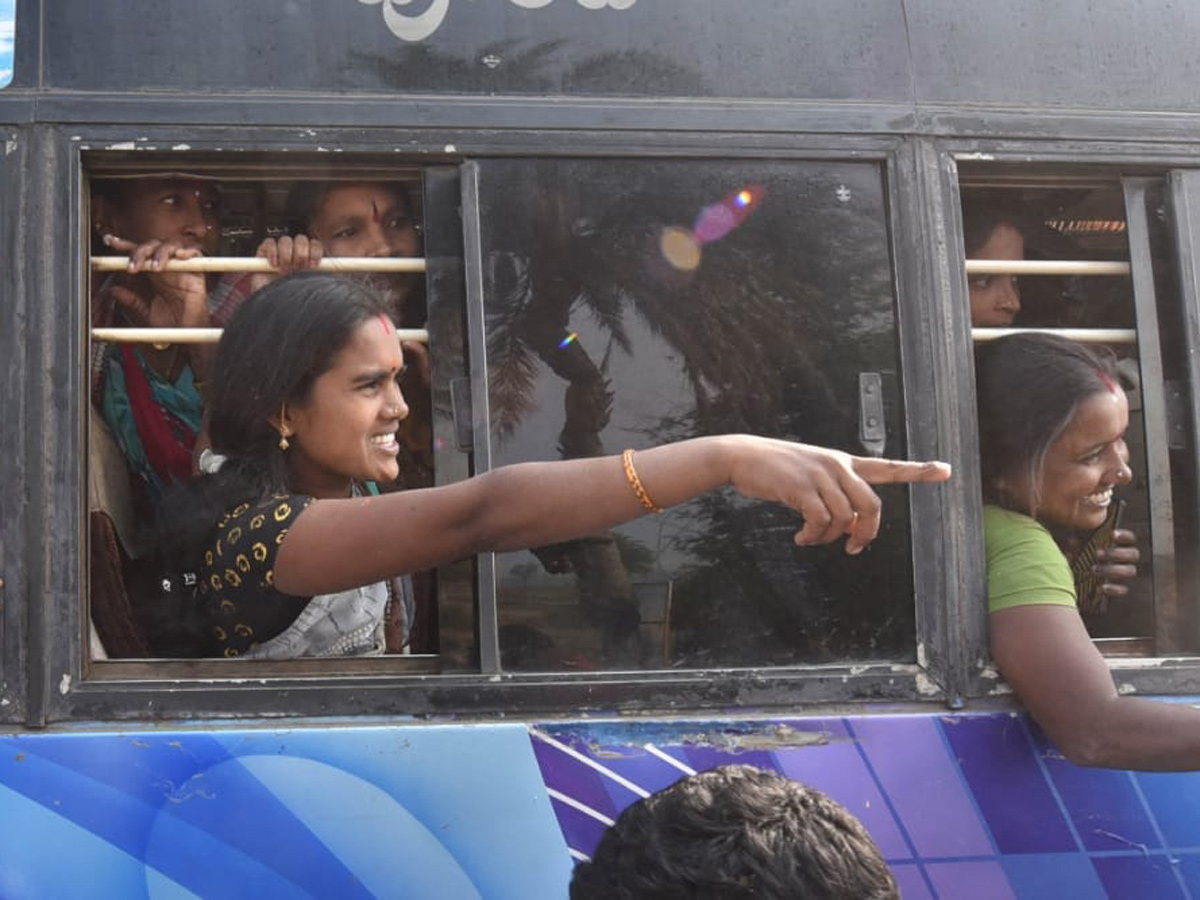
[277,403,290,451]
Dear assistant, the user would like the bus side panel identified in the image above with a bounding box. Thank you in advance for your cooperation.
[536,713,1200,898]
[0,723,571,899]
[3,712,1199,898]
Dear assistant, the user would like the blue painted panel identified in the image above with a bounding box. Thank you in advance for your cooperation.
[3,711,1199,898]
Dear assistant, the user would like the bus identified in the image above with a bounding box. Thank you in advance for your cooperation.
[3,1,1200,896]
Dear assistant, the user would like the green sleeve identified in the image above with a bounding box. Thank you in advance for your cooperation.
[984,505,1077,613]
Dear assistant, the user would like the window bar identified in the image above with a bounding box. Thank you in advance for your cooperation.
[965,260,1130,276]
[971,327,1136,344]
[91,327,429,344]
[1123,177,1180,655]
[91,256,426,273]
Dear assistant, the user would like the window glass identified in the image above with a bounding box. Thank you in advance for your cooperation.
[475,158,914,671]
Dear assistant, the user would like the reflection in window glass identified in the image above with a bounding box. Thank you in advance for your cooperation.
[476,158,913,672]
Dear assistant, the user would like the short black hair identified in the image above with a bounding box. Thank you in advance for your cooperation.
[569,764,899,900]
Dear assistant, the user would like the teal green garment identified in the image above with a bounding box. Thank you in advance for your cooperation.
[100,349,203,501]
[984,505,1077,613]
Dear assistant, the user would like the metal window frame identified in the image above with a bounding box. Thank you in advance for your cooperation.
[8,124,962,725]
[0,124,30,724]
[936,140,1200,698]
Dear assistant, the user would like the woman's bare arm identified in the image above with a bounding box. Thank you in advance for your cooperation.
[991,604,1200,770]
[275,435,950,595]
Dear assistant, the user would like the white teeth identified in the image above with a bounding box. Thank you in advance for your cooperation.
[1085,488,1113,505]
[369,432,397,446]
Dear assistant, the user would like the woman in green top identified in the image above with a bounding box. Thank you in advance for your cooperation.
[974,333,1200,769]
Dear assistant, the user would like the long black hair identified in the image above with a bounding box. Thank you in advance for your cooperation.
[975,332,1121,517]
[157,272,388,567]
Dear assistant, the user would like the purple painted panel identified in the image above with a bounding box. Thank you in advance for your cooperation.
[549,796,612,859]
[774,725,911,860]
[1092,854,1188,899]
[677,745,778,774]
[531,734,623,823]
[926,861,1017,899]
[1001,852,1109,899]
[1135,770,1200,847]
[853,716,994,857]
[1026,726,1161,853]
[941,715,1077,854]
[890,864,934,899]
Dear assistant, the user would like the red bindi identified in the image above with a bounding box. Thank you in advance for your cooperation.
[371,198,381,224]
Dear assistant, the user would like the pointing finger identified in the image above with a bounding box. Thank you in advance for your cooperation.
[851,458,952,485]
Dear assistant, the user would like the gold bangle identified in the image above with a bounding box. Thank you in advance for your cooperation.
[622,448,662,514]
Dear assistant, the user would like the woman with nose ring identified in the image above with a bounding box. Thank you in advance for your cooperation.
[154,273,952,660]
[975,333,1200,770]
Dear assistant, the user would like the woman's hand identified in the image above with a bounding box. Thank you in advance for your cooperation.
[102,235,210,329]
[725,436,951,554]
[1095,528,1140,597]
[245,234,325,294]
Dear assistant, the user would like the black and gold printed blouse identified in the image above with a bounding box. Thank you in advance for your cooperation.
[197,493,315,657]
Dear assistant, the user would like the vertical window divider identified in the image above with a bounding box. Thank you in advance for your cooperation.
[1166,170,1200,647]
[904,144,984,706]
[1122,177,1180,654]
[460,160,502,674]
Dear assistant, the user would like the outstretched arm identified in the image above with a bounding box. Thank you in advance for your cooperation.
[991,604,1200,770]
[275,435,950,595]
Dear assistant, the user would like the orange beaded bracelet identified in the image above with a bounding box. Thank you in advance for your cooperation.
[622,448,663,514]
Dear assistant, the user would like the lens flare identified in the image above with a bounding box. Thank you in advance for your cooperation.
[692,185,764,246]
[658,184,765,273]
[558,332,579,349]
[659,226,701,272]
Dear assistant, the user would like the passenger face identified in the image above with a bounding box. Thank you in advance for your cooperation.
[97,178,220,252]
[1010,387,1132,531]
[968,223,1023,328]
[309,184,419,259]
[283,317,409,498]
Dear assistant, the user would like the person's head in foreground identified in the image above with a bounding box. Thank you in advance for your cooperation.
[569,764,899,900]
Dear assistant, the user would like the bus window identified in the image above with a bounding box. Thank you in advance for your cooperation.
[960,171,1168,654]
[85,160,437,662]
[473,157,914,671]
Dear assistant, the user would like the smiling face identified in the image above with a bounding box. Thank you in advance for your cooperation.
[282,316,409,498]
[96,177,220,252]
[968,222,1024,328]
[1008,387,1132,531]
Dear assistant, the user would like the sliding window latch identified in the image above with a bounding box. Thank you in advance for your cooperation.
[858,372,886,458]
